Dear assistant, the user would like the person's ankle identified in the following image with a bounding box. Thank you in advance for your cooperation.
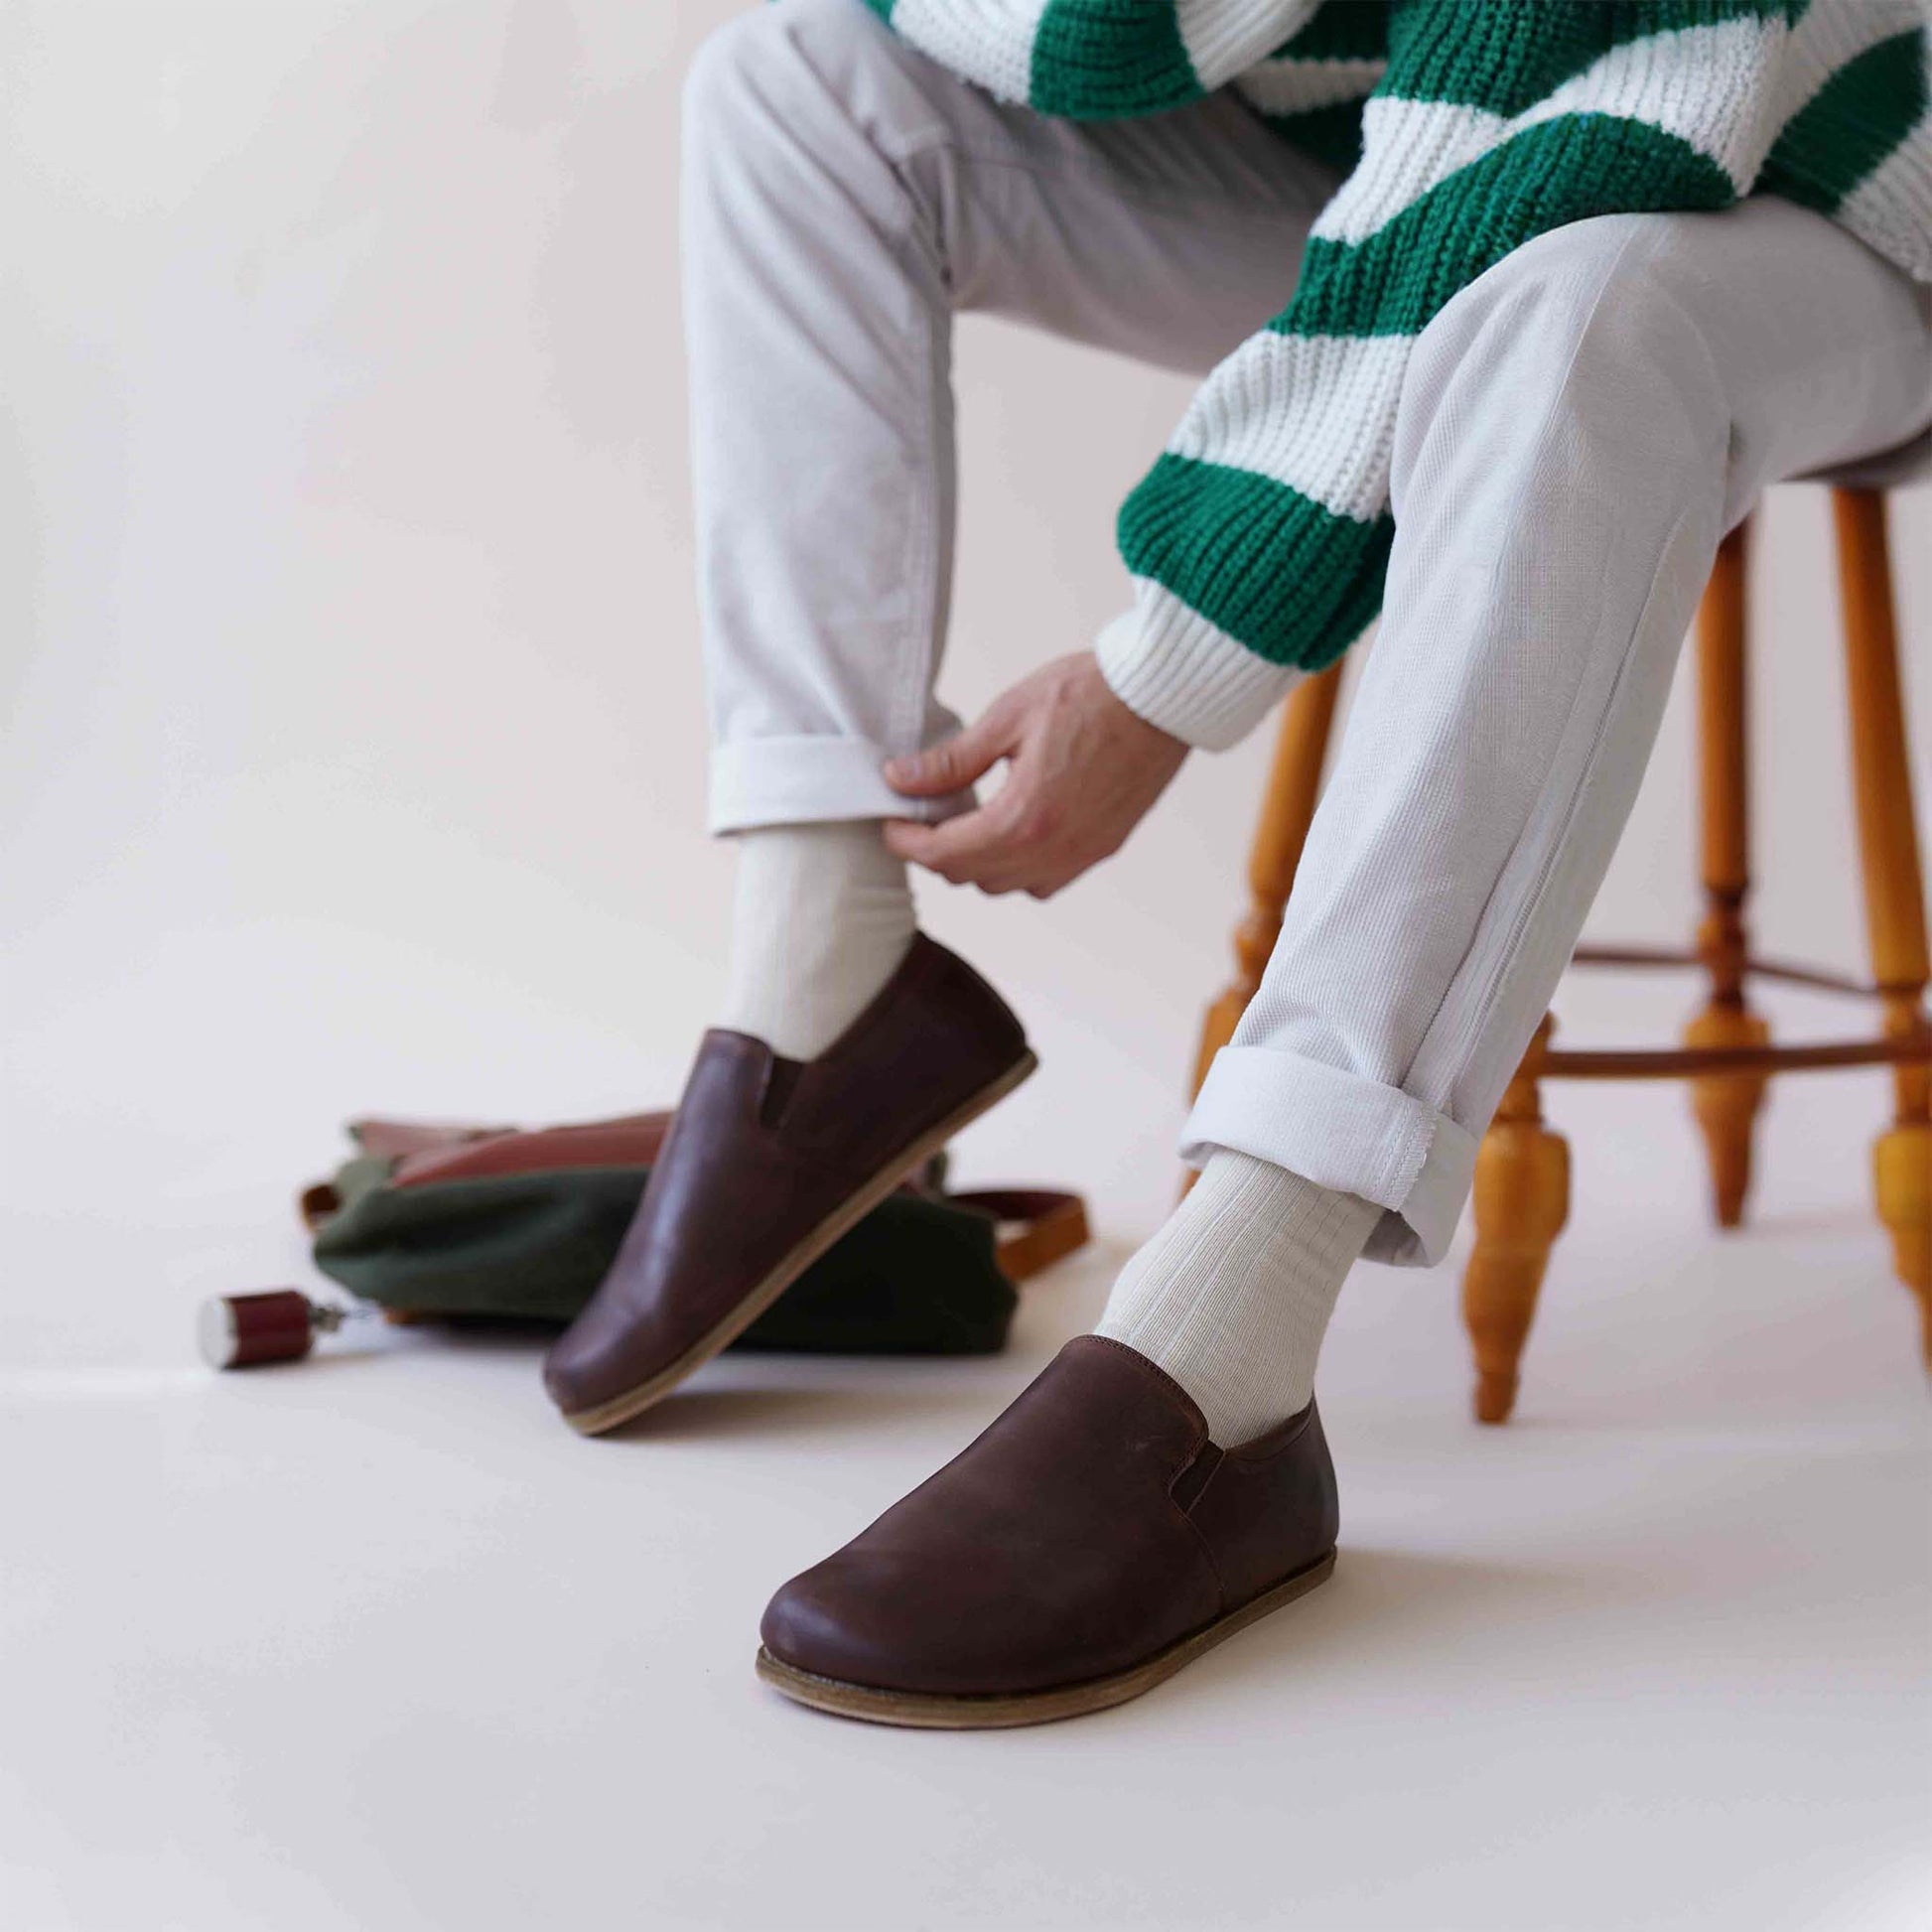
[718,820,916,1058]
[1094,1151,1378,1444]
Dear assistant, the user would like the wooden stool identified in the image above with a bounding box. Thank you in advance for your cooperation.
[1190,486,1932,1421]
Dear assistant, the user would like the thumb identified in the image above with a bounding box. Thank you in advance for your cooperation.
[884,710,1014,797]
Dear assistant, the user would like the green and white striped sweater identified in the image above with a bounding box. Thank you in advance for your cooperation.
[858,1,1932,747]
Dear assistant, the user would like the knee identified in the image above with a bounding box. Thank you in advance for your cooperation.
[1393,215,1727,505]
[683,0,878,141]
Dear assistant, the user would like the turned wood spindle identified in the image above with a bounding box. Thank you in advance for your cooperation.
[1189,662,1344,1098]
[1834,488,1932,1360]
[1685,519,1772,1227]
[1462,1015,1571,1425]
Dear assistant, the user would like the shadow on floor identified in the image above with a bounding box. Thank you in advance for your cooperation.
[594,1368,1036,1445]
[1141,1544,1602,1719]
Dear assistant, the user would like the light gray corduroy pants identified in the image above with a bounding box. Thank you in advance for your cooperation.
[684,0,1932,1265]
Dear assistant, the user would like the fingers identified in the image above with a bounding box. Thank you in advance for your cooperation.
[883,704,1016,798]
[883,805,1007,879]
[884,797,1038,894]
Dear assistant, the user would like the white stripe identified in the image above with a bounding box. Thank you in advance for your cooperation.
[1311,98,1505,244]
[1235,55,1386,116]
[1839,100,1932,282]
[1166,333,1411,523]
[1516,15,1790,193]
[1312,16,1787,249]
[1175,0,1324,92]
[888,0,1051,106]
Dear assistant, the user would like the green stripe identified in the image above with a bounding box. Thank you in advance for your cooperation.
[1760,28,1927,212]
[1280,114,1735,340]
[1260,99,1370,175]
[1118,457,1395,669]
[1605,0,1796,43]
[857,0,894,21]
[1029,0,1203,119]
[1270,2,1389,64]
[1376,1,1789,117]
[1379,1,1613,117]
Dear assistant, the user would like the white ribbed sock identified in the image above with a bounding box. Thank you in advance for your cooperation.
[1095,1150,1379,1445]
[718,821,916,1061]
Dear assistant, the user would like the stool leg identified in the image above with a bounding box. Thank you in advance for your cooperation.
[1189,662,1344,1097]
[1462,1016,1571,1424]
[1834,488,1932,1361]
[1685,520,1770,1227]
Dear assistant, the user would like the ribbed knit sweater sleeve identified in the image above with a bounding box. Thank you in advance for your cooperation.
[859,2,1931,750]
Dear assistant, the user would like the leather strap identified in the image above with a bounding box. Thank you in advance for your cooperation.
[950,1188,1090,1284]
[348,1117,513,1160]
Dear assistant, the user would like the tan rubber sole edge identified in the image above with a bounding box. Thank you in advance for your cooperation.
[755,1549,1337,1729]
[562,1049,1039,1437]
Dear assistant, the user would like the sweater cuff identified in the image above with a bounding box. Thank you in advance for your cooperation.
[1095,592,1299,752]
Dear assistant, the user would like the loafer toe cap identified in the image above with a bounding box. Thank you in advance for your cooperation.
[759,1550,1123,1700]
[540,1310,637,1417]
[759,1565,865,1680]
[760,1556,992,1695]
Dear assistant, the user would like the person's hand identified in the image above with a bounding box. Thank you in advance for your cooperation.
[882,653,1187,897]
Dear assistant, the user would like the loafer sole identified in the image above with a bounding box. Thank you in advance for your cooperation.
[561,1048,1038,1437]
[756,1548,1336,1728]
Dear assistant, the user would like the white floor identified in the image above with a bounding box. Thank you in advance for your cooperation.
[6,9,1928,1920]
[4,1037,1929,1932]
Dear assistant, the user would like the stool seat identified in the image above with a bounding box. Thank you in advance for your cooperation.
[1801,425,1932,492]
[1191,485,1932,1422]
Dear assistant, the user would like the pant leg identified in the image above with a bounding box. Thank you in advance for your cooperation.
[681,0,1334,834]
[1183,198,1932,1266]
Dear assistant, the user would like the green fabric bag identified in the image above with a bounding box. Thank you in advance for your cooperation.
[303,1115,1086,1357]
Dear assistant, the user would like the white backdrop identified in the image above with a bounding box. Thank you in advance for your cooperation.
[7,12,1932,1932]
[6,0,1929,1257]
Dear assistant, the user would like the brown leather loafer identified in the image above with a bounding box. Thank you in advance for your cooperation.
[756,1335,1338,1727]
[542,935,1035,1435]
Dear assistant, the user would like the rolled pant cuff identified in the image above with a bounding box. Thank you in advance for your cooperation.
[708,736,975,835]
[1180,1045,1479,1268]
